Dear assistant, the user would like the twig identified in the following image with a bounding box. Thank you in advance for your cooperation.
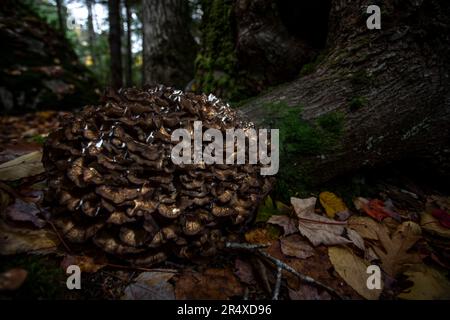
[36,202,72,253]
[226,241,343,300]
[272,265,282,300]
[107,263,178,273]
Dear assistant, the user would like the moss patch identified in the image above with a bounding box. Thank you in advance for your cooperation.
[0,255,66,299]
[349,96,368,111]
[194,0,245,101]
[299,52,327,77]
[262,101,344,199]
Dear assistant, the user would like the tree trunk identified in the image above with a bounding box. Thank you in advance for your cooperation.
[108,0,123,89]
[124,0,133,87]
[239,0,450,191]
[56,0,65,34]
[86,0,96,66]
[142,0,197,88]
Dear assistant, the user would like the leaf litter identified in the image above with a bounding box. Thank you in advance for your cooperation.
[0,112,449,300]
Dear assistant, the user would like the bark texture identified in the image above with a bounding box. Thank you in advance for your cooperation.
[108,0,123,89]
[125,0,133,87]
[240,0,450,189]
[86,0,96,66]
[142,0,197,88]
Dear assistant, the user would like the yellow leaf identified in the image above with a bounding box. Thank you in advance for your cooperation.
[398,264,450,300]
[0,220,59,255]
[319,192,348,218]
[328,246,381,300]
[0,151,44,181]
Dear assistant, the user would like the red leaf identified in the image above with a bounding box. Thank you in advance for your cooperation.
[431,209,450,228]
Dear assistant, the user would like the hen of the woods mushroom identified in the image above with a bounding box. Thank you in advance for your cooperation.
[43,86,273,265]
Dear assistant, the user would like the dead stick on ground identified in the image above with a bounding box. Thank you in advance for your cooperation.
[226,242,343,300]
[272,265,282,300]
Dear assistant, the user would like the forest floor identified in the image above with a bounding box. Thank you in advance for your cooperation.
[0,111,450,300]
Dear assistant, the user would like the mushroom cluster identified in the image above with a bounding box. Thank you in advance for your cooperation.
[43,86,273,265]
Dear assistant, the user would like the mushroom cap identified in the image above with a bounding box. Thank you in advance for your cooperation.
[43,86,273,265]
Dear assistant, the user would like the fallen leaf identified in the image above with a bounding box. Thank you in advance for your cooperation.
[319,191,348,219]
[0,268,28,291]
[328,246,381,300]
[398,264,450,300]
[175,268,243,299]
[267,215,297,235]
[61,255,107,273]
[4,198,46,228]
[372,221,422,277]
[431,209,450,228]
[122,271,175,300]
[0,142,41,164]
[234,258,256,285]
[288,284,332,300]
[292,197,364,250]
[354,197,400,222]
[421,212,450,238]
[280,234,315,259]
[0,220,59,255]
[245,228,276,244]
[0,151,44,181]
[348,216,388,240]
[265,241,361,299]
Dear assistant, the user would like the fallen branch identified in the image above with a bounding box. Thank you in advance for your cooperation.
[226,241,343,300]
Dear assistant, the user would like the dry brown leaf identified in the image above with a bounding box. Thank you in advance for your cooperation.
[4,198,46,228]
[291,197,364,250]
[348,216,389,240]
[175,268,243,299]
[234,258,256,285]
[0,151,44,181]
[60,255,107,273]
[280,234,315,259]
[288,284,332,300]
[122,271,175,300]
[372,221,422,277]
[0,220,59,255]
[244,228,276,244]
[0,268,28,291]
[398,264,450,300]
[328,246,381,300]
[267,215,298,235]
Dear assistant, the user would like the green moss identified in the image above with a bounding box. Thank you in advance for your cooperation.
[299,52,327,77]
[349,96,368,111]
[29,134,47,145]
[0,255,66,299]
[262,102,344,200]
[194,0,244,100]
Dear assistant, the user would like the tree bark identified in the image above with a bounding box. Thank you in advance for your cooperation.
[124,0,133,87]
[56,0,65,34]
[86,0,96,65]
[142,0,197,88]
[108,0,123,89]
[239,0,450,188]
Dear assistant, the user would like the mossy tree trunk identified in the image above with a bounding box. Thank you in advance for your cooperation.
[239,0,450,192]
